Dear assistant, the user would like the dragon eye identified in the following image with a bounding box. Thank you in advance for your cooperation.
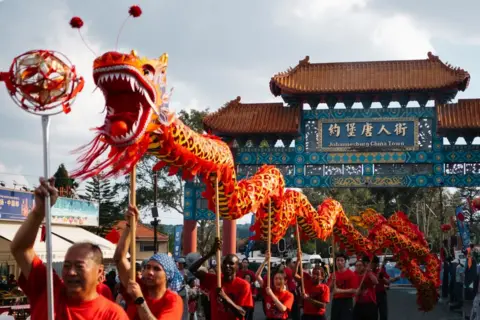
[142,64,155,80]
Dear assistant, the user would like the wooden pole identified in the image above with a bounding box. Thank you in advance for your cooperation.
[267,201,272,289]
[295,221,305,295]
[129,167,137,280]
[215,176,221,288]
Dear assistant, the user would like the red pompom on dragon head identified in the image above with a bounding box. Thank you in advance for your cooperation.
[69,5,174,180]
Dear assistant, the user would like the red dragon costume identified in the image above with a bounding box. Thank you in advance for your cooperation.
[69,6,440,312]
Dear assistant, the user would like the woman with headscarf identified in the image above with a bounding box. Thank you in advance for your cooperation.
[114,205,184,319]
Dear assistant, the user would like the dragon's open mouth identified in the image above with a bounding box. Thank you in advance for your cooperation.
[93,65,156,147]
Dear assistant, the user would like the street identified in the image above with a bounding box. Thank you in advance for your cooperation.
[252,287,467,320]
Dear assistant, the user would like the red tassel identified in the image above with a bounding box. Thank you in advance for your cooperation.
[40,225,46,242]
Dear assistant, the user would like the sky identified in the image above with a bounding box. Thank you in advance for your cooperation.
[1,0,480,225]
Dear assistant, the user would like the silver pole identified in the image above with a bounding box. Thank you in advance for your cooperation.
[42,115,54,320]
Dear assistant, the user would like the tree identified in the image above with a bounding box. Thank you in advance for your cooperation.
[84,175,122,235]
[53,164,78,198]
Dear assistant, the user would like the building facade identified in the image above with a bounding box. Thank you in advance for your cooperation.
[113,221,169,261]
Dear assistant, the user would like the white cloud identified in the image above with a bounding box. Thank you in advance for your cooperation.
[273,0,435,63]
[370,14,434,59]
[290,0,371,20]
[0,161,31,189]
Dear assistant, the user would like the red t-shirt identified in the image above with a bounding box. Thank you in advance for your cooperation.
[374,267,390,293]
[201,273,253,320]
[283,267,297,292]
[327,268,357,299]
[263,288,294,319]
[236,269,255,281]
[354,272,377,304]
[121,277,183,320]
[18,255,128,320]
[97,283,114,301]
[303,273,330,316]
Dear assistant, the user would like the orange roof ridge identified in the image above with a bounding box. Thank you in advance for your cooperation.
[437,99,480,131]
[203,96,300,135]
[270,52,470,96]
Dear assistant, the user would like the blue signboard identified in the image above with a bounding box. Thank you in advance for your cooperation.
[0,188,99,226]
[173,225,183,259]
[455,205,471,250]
[318,118,418,151]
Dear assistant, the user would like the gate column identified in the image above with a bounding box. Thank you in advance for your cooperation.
[222,219,236,255]
[183,220,197,255]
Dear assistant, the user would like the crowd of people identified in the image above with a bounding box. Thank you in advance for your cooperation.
[7,177,401,319]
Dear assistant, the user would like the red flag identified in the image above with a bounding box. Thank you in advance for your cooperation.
[40,225,46,242]
[105,228,120,244]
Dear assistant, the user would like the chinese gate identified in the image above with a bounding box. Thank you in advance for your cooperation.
[181,52,480,255]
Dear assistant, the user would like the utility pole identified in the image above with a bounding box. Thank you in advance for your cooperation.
[151,172,159,254]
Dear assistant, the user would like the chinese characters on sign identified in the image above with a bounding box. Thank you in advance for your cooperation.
[0,188,100,226]
[319,118,417,151]
[327,122,409,138]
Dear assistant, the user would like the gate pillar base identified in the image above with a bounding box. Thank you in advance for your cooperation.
[222,219,236,255]
[183,220,197,255]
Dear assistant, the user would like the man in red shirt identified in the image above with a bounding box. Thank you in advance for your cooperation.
[294,265,330,320]
[114,205,184,319]
[10,177,128,319]
[236,258,255,280]
[353,256,379,320]
[189,238,253,320]
[371,256,400,320]
[327,252,358,320]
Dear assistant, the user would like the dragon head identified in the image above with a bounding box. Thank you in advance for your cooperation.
[71,50,172,180]
[93,50,168,146]
[69,7,175,180]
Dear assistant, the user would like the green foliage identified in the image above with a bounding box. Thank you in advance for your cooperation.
[301,240,316,254]
[53,164,78,196]
[84,175,123,234]
[178,108,210,133]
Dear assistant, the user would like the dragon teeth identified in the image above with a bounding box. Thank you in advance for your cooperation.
[129,77,136,91]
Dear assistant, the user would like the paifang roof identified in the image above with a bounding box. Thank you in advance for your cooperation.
[437,99,480,131]
[270,52,470,96]
[203,96,301,135]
